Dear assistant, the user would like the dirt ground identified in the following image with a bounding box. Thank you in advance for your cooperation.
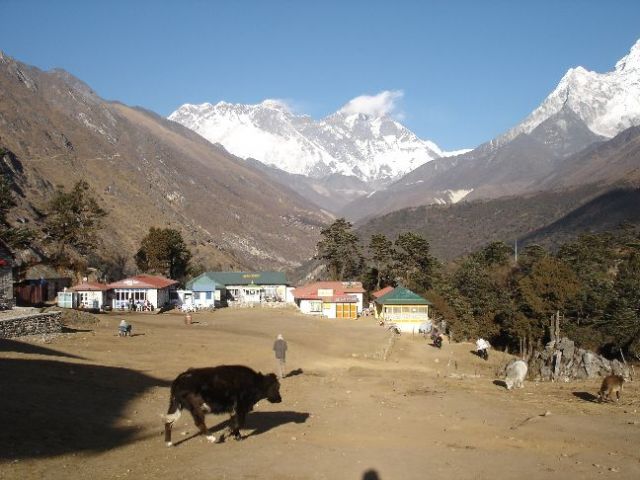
[1,307,639,480]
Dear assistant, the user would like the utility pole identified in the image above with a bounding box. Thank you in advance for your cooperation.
[514,239,518,264]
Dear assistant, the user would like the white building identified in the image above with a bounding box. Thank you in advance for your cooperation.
[293,281,365,319]
[69,281,109,310]
[107,275,178,310]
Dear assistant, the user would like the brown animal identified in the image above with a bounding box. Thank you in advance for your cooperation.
[598,374,624,403]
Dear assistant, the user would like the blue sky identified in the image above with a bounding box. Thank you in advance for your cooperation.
[2,0,639,150]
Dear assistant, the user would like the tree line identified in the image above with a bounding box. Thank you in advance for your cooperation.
[316,218,640,361]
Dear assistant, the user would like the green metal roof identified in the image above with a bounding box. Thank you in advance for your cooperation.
[202,271,288,287]
[375,286,432,305]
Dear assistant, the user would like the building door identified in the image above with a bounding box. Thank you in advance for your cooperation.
[336,304,357,319]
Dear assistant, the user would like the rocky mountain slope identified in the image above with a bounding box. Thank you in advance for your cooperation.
[0,52,331,273]
[497,39,640,145]
[342,39,640,221]
[355,120,640,260]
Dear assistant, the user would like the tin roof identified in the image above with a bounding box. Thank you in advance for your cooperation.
[372,286,394,298]
[199,271,288,287]
[107,275,178,289]
[293,281,365,299]
[375,286,432,305]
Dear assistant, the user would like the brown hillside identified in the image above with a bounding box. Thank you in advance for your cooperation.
[0,52,330,273]
[356,185,636,260]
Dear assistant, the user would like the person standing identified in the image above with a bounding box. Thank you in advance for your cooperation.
[273,334,287,379]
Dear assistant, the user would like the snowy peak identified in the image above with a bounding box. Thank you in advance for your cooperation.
[615,38,640,73]
[169,93,450,183]
[500,39,640,144]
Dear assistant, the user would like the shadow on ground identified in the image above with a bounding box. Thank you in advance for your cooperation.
[363,470,382,480]
[61,326,94,334]
[0,338,84,359]
[285,368,304,378]
[493,380,507,389]
[0,357,170,459]
[172,410,310,446]
[573,391,599,403]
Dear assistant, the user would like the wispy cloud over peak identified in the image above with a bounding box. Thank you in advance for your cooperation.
[339,90,404,119]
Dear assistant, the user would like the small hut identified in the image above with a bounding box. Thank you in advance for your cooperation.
[70,281,109,310]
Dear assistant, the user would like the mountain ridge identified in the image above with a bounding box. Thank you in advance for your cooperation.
[0,52,330,273]
[168,97,467,185]
[340,39,640,220]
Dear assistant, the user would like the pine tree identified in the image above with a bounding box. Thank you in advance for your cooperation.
[315,218,363,280]
[135,227,192,280]
[44,180,107,267]
[603,252,640,357]
[393,232,436,293]
[368,233,395,289]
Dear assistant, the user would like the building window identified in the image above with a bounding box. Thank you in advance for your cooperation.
[310,301,322,312]
[206,291,212,300]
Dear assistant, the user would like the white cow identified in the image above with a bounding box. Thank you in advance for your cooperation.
[504,360,528,390]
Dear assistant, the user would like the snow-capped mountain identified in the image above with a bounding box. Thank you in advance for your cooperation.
[169,97,461,183]
[498,39,640,146]
[341,38,640,221]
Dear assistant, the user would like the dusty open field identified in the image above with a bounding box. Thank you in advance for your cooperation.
[1,307,639,480]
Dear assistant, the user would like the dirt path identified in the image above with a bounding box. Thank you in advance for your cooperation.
[1,308,639,480]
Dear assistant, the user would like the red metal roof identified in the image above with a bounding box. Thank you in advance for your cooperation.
[372,286,394,298]
[70,281,109,292]
[107,275,178,289]
[293,281,365,299]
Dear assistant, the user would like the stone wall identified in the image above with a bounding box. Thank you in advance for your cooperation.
[0,312,62,338]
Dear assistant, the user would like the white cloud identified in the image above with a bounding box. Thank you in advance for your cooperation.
[260,98,293,112]
[339,90,404,118]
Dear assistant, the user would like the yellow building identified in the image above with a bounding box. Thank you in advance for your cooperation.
[374,286,431,334]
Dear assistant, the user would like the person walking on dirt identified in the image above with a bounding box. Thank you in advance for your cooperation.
[273,333,288,379]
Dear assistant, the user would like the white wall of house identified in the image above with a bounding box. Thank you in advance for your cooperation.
[352,293,364,313]
[147,289,159,308]
[176,290,193,306]
[286,287,296,304]
[393,320,425,334]
[322,302,336,318]
[77,290,105,309]
[298,299,323,315]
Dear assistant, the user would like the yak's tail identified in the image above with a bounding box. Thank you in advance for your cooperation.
[164,392,183,446]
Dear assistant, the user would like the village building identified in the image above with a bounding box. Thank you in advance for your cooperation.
[369,285,394,311]
[178,272,226,309]
[293,281,365,319]
[0,239,14,307]
[69,281,109,310]
[14,264,71,306]
[107,274,178,310]
[371,285,394,300]
[374,286,432,333]
[200,272,289,305]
